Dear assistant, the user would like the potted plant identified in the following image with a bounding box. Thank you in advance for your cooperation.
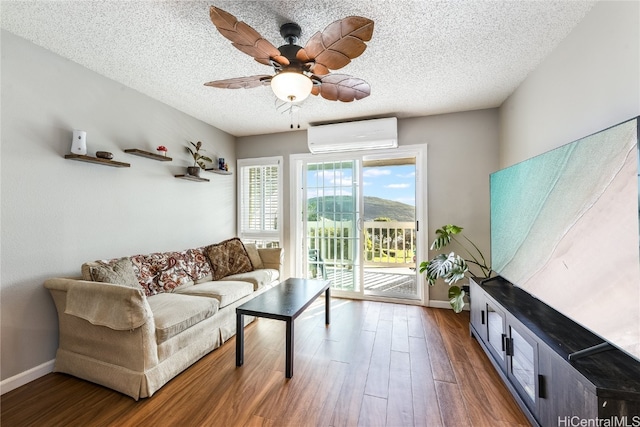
[186,141,212,176]
[419,224,491,313]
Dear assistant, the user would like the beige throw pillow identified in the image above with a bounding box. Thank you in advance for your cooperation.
[89,257,140,288]
[243,243,263,270]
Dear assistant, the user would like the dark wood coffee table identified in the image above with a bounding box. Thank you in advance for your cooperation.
[236,278,331,378]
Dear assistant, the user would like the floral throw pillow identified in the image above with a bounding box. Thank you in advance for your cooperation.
[206,238,253,280]
[130,251,194,296]
[185,247,213,282]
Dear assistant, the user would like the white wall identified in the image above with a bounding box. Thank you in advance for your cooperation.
[0,31,236,387]
[500,0,640,166]
[236,109,500,303]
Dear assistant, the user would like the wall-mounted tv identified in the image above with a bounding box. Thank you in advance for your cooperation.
[490,117,640,361]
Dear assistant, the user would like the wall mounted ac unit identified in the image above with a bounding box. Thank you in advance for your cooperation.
[307,117,397,154]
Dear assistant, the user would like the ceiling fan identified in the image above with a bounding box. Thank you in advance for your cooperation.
[204,6,374,103]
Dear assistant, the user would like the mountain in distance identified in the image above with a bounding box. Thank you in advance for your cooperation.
[308,196,415,222]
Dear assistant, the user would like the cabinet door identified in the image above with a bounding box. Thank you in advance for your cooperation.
[507,324,538,415]
[538,345,598,424]
[469,279,486,342]
[485,300,507,369]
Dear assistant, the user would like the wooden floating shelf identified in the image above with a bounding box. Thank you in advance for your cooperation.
[174,174,210,182]
[124,149,172,162]
[65,154,130,168]
[205,168,232,175]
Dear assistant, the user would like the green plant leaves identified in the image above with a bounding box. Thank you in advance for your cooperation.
[187,141,212,168]
[430,224,463,250]
[448,285,466,313]
[420,223,490,313]
[421,252,468,286]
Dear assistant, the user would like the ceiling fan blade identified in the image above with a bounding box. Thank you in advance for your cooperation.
[315,74,371,102]
[204,75,272,89]
[209,6,289,67]
[300,16,374,73]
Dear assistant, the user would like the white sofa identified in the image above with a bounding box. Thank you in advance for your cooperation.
[44,238,283,400]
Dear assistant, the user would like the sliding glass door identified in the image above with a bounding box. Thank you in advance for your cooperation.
[292,146,425,302]
[362,157,417,299]
[304,159,361,292]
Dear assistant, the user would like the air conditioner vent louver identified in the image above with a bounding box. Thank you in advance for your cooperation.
[307,117,397,154]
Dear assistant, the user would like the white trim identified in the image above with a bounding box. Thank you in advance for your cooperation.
[0,359,55,395]
[331,293,424,306]
[290,144,429,304]
[428,300,470,311]
[237,156,284,246]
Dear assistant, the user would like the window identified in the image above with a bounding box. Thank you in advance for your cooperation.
[238,157,282,248]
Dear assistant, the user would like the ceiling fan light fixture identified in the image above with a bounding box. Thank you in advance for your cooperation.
[271,71,313,103]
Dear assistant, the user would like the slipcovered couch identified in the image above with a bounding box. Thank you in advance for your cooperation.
[44,238,283,400]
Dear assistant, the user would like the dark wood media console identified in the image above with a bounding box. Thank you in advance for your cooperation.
[469,277,640,426]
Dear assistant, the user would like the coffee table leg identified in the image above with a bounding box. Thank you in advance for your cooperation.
[236,313,244,367]
[286,320,293,378]
[325,287,331,325]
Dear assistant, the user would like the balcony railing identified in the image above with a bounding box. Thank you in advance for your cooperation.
[306,220,416,269]
[363,221,416,267]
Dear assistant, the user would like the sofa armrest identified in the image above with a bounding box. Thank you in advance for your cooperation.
[257,248,284,277]
[44,278,152,330]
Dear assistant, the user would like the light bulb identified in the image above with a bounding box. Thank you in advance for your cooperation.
[271,71,313,103]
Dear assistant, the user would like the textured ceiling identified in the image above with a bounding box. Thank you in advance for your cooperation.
[1,1,596,137]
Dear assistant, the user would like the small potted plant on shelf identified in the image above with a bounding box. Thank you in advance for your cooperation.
[156,145,168,157]
[186,141,212,176]
[419,224,491,313]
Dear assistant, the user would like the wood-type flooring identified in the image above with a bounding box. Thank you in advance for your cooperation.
[1,298,531,427]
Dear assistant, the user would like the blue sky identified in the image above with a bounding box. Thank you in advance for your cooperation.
[305,163,416,207]
[363,164,416,206]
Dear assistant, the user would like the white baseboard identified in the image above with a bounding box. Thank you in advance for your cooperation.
[0,359,55,395]
[428,300,470,311]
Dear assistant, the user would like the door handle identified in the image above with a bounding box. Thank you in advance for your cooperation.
[538,374,546,399]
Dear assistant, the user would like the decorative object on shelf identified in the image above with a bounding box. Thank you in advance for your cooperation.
[71,130,87,155]
[96,151,113,160]
[156,145,168,156]
[205,167,233,175]
[419,224,491,312]
[186,141,212,177]
[64,154,130,168]
[218,157,225,170]
[124,149,172,161]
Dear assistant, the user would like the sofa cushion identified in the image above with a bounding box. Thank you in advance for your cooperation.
[206,238,253,280]
[130,251,196,296]
[224,269,279,291]
[83,258,140,288]
[146,293,219,344]
[174,280,253,308]
[243,243,264,270]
